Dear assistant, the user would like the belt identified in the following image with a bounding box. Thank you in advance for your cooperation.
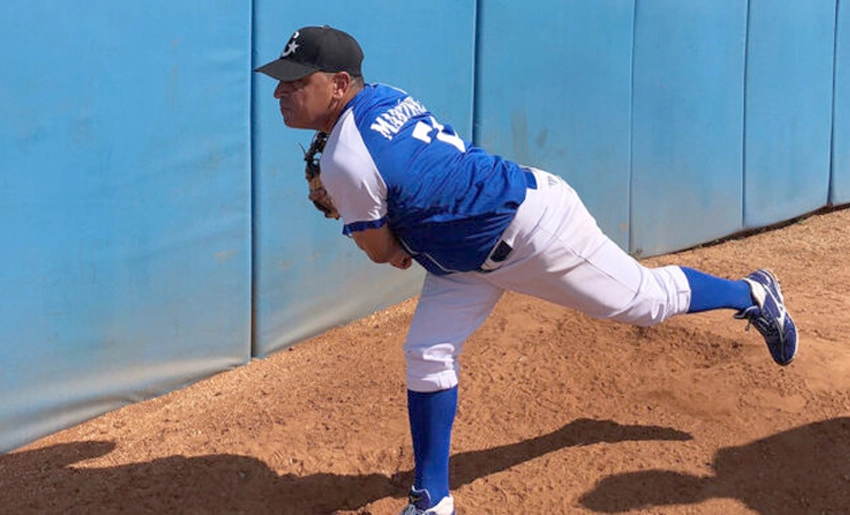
[487,240,513,264]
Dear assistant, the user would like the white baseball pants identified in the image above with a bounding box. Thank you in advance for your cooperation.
[404,168,692,392]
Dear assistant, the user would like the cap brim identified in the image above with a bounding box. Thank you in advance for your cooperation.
[254,58,318,81]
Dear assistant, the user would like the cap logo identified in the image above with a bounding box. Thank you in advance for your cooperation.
[281,31,300,58]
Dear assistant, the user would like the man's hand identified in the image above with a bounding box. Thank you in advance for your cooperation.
[303,131,340,219]
[389,249,413,270]
[307,184,339,219]
[352,224,413,269]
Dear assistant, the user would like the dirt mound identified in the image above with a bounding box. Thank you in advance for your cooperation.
[4,206,850,514]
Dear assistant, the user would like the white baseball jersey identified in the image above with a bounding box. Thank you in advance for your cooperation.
[320,84,530,275]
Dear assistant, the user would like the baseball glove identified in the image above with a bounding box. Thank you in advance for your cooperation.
[303,131,340,219]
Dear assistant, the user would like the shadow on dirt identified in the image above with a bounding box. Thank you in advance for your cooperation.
[0,418,688,514]
[580,417,850,514]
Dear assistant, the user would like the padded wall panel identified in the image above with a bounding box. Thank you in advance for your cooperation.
[475,1,635,249]
[631,0,747,257]
[0,1,252,452]
[833,0,850,204]
[252,1,476,356]
[744,0,835,226]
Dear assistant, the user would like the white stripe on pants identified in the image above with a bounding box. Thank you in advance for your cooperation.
[404,168,692,392]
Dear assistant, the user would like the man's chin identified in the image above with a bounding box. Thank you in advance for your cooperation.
[282,116,308,130]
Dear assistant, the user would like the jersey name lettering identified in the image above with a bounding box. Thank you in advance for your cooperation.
[370,96,428,140]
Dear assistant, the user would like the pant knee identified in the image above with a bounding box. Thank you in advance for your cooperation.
[405,344,459,392]
[610,265,691,326]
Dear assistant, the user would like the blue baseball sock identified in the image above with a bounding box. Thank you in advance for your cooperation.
[408,386,457,506]
[682,267,753,313]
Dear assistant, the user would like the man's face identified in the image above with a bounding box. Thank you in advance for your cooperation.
[273,72,335,130]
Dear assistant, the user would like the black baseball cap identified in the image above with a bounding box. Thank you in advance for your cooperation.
[255,26,363,81]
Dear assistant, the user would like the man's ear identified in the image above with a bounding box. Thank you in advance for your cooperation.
[332,72,351,98]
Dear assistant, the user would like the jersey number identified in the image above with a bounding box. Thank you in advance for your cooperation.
[412,116,466,153]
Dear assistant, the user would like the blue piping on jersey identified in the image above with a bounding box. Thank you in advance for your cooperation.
[396,238,468,275]
[413,251,465,275]
[343,217,388,236]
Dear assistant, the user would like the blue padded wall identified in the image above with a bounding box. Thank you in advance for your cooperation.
[475,1,635,249]
[630,0,747,257]
[744,0,835,226]
[2,0,846,455]
[833,0,850,204]
[252,1,476,356]
[0,1,252,452]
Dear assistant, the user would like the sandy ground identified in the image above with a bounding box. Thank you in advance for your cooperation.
[3,206,850,515]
